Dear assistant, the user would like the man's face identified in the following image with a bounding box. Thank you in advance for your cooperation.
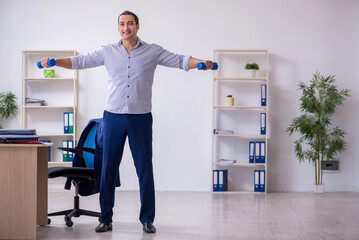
[118,14,139,41]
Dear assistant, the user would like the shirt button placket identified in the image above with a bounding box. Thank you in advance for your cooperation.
[127,55,130,111]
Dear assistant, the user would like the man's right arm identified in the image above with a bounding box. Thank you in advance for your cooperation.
[40,48,105,70]
[41,57,72,69]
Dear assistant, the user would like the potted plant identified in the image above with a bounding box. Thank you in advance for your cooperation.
[245,62,260,78]
[0,91,18,129]
[287,72,350,193]
[225,95,234,106]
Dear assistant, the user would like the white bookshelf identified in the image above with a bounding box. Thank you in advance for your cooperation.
[212,49,269,193]
[22,50,78,165]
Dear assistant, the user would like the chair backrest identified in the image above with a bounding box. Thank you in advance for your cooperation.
[82,124,97,168]
[73,119,101,169]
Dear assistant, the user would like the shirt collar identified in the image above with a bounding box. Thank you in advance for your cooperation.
[118,37,143,50]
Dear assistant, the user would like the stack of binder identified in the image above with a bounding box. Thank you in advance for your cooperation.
[64,112,74,134]
[213,169,228,192]
[249,141,266,163]
[0,129,39,144]
[254,170,265,192]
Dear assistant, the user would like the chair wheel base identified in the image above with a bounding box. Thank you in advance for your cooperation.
[65,216,74,227]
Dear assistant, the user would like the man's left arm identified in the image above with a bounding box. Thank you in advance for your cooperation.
[188,57,214,71]
[156,46,213,71]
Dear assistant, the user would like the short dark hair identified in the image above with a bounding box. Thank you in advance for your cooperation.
[118,11,139,25]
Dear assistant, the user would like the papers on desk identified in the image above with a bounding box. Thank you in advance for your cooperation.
[0,129,39,143]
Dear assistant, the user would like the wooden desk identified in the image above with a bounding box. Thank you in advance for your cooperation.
[0,144,48,240]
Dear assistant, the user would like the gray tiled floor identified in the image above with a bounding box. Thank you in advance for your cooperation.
[37,191,359,240]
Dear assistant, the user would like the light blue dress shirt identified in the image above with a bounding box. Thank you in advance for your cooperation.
[70,38,191,114]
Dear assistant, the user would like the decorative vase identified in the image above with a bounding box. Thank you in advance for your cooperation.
[248,69,256,78]
[225,97,234,106]
[313,184,324,193]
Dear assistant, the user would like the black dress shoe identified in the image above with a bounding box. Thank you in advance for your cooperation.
[143,222,156,233]
[95,222,112,233]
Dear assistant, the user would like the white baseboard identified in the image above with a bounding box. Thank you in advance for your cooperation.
[269,184,359,192]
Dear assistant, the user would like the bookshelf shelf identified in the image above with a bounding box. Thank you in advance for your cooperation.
[214,106,267,110]
[213,134,266,139]
[212,49,269,193]
[214,77,267,82]
[24,77,75,81]
[48,161,72,167]
[22,50,78,166]
[213,191,265,194]
[23,106,76,109]
[215,162,266,167]
[38,133,75,137]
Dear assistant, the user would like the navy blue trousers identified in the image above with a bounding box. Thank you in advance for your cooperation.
[100,111,155,224]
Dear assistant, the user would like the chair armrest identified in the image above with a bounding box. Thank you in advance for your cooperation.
[57,146,95,156]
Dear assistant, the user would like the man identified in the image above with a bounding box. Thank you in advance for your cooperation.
[41,10,213,234]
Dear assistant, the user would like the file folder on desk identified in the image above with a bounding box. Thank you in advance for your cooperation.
[249,141,255,163]
[261,84,267,106]
[260,113,266,135]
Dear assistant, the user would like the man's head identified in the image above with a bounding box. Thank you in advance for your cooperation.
[118,11,139,41]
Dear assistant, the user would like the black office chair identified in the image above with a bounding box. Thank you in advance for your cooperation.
[47,119,102,227]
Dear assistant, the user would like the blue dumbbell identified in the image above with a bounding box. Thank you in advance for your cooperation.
[197,62,218,70]
[37,59,56,69]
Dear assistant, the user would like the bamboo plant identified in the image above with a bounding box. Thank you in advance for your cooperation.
[0,91,18,129]
[287,72,350,185]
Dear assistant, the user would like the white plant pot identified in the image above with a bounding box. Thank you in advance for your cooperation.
[248,69,257,78]
[313,184,324,193]
[225,97,234,106]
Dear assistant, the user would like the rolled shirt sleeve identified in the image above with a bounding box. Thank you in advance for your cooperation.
[70,47,105,70]
[156,46,191,71]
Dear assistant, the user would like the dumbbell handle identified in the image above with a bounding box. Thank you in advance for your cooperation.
[37,59,56,69]
[197,62,218,70]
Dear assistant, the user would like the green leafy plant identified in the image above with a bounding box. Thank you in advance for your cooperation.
[287,72,350,185]
[0,91,18,129]
[245,63,259,70]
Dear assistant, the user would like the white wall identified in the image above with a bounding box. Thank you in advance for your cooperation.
[1,0,358,192]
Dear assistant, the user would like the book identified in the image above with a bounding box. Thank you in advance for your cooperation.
[0,129,39,144]
[0,129,37,135]
[0,135,39,143]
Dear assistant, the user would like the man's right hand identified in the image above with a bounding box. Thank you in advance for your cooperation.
[40,57,50,68]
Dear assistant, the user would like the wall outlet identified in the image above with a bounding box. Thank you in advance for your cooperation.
[323,160,339,171]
